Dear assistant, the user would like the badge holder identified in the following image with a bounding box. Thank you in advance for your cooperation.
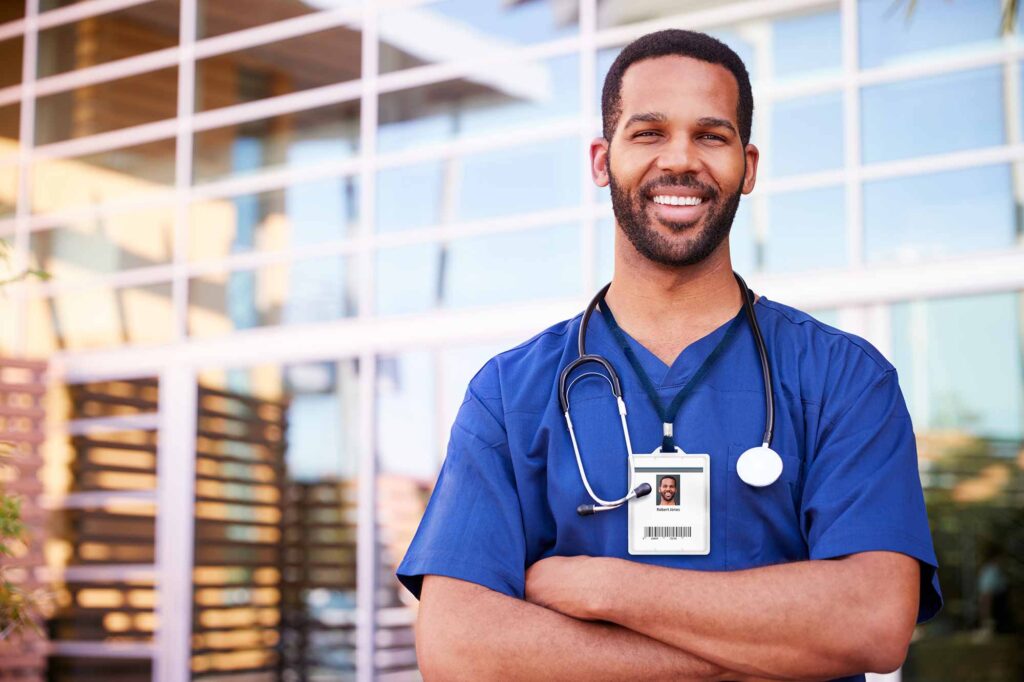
[628,447,710,556]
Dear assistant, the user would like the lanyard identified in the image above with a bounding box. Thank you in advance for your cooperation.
[600,297,745,452]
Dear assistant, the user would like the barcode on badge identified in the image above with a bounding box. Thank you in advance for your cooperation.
[643,526,692,539]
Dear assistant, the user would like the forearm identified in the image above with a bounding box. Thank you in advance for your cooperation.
[418,575,745,682]
[584,553,917,680]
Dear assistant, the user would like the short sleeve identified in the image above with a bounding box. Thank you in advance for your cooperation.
[396,368,526,600]
[802,369,943,623]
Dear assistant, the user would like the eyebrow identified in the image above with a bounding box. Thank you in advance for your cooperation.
[622,112,738,136]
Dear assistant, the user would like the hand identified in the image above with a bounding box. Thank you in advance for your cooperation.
[524,555,602,620]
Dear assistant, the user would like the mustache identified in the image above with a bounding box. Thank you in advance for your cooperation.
[640,174,717,199]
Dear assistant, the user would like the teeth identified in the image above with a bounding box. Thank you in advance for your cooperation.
[653,195,703,206]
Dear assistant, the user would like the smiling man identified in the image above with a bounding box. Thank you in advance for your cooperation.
[398,30,941,682]
[657,475,679,507]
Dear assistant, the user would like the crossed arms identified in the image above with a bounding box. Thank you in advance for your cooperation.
[416,551,919,681]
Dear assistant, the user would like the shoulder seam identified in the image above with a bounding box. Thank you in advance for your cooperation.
[760,301,889,372]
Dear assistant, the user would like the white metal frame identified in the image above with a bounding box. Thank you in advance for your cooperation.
[2,0,1022,679]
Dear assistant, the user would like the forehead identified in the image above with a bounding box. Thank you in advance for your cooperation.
[618,55,739,125]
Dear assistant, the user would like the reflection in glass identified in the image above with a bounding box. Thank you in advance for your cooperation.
[36,0,180,78]
[31,138,176,214]
[378,54,579,153]
[26,282,174,353]
[193,101,360,185]
[189,175,359,262]
[194,358,360,676]
[772,9,841,79]
[376,224,581,316]
[0,104,18,153]
[859,0,1001,70]
[0,4,24,21]
[765,186,845,273]
[376,136,580,232]
[198,0,358,38]
[861,67,1003,165]
[29,206,175,280]
[0,37,23,89]
[379,0,577,73]
[195,26,361,113]
[729,200,756,274]
[770,92,843,176]
[35,67,179,145]
[888,292,1024,682]
[378,351,436,478]
[864,164,1014,263]
[188,254,355,338]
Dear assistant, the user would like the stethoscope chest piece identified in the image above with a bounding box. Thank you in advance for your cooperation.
[736,445,783,487]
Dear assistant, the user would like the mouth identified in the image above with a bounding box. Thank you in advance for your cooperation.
[647,191,709,224]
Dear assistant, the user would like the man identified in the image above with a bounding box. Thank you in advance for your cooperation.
[658,475,679,507]
[398,29,941,681]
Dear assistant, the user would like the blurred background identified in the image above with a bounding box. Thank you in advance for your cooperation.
[0,0,1020,680]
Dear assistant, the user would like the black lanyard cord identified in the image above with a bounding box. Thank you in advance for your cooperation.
[600,297,746,453]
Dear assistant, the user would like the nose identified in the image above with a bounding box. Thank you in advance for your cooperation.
[657,137,702,175]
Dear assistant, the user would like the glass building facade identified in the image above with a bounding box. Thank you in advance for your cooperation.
[0,0,1021,680]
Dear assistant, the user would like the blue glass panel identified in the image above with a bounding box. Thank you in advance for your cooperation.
[380,0,577,73]
[457,136,581,222]
[859,0,1001,69]
[596,218,614,284]
[378,137,580,232]
[377,224,581,315]
[864,164,1015,263]
[861,67,1003,164]
[379,55,580,153]
[890,292,1023,440]
[770,92,843,176]
[764,186,845,273]
[730,199,756,274]
[772,10,841,79]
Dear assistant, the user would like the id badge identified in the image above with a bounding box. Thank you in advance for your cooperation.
[628,451,710,555]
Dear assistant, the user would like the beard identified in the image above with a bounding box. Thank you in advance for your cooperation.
[608,159,743,267]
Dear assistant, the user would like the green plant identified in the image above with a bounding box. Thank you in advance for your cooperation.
[898,0,1020,34]
[0,238,50,642]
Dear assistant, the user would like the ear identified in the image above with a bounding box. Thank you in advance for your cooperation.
[741,143,760,195]
[590,136,610,187]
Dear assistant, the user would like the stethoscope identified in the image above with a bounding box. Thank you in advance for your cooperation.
[559,272,783,516]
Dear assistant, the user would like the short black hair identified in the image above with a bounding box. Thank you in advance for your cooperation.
[601,29,754,146]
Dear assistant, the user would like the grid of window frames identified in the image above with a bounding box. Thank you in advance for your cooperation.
[0,0,1022,680]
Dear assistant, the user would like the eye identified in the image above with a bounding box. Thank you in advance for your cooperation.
[700,133,727,143]
[632,130,661,139]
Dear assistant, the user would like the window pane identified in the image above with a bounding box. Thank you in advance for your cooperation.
[32,138,176,214]
[29,206,175,280]
[0,4,25,21]
[36,0,180,78]
[859,0,1001,70]
[377,352,436,478]
[198,0,358,38]
[597,218,614,285]
[0,103,19,153]
[376,136,581,232]
[770,92,843,176]
[730,199,756,274]
[379,0,577,73]
[772,9,841,79]
[195,25,361,113]
[35,67,178,145]
[764,186,845,273]
[376,224,582,315]
[888,292,1024,682]
[0,36,23,88]
[26,282,174,353]
[864,164,1015,263]
[192,101,359,184]
[188,254,356,338]
[861,67,1003,165]
[190,175,359,261]
[195,359,360,678]
[378,54,579,153]
[595,23,755,80]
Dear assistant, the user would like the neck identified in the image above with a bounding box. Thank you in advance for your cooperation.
[603,231,743,366]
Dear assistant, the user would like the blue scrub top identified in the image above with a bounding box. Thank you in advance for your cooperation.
[398,296,942,680]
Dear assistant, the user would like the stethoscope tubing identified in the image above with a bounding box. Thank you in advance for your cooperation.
[560,273,776,512]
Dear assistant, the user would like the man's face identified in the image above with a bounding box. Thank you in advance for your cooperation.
[659,477,677,504]
[593,56,759,267]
